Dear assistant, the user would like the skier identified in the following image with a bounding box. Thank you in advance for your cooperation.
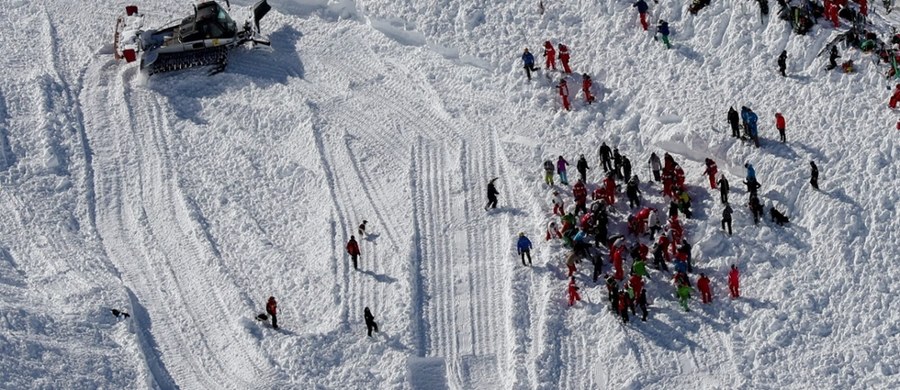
[598,142,613,172]
[576,154,590,182]
[568,277,582,306]
[556,156,570,185]
[517,232,533,266]
[728,264,740,298]
[727,106,740,138]
[890,84,900,109]
[543,159,555,186]
[697,273,712,303]
[717,174,730,204]
[581,73,596,103]
[703,158,718,189]
[827,46,841,70]
[521,48,540,80]
[266,296,278,329]
[770,207,790,226]
[558,43,572,74]
[358,220,368,237]
[633,0,650,30]
[347,235,361,270]
[676,282,692,312]
[637,289,649,321]
[364,307,379,337]
[656,20,672,49]
[777,50,787,77]
[722,204,734,235]
[486,178,499,210]
[810,161,819,190]
[775,112,786,142]
[648,152,662,182]
[543,41,557,70]
[557,79,571,111]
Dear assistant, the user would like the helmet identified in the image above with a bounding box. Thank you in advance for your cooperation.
[519,232,525,236]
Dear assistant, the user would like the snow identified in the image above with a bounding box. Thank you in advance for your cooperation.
[0,0,899,388]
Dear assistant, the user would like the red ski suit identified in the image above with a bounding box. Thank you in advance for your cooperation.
[612,246,625,280]
[543,41,557,70]
[558,44,572,74]
[728,268,741,298]
[346,239,360,256]
[582,77,595,103]
[568,279,582,306]
[603,176,616,205]
[697,276,712,303]
[890,85,900,108]
[704,160,718,189]
[558,81,571,111]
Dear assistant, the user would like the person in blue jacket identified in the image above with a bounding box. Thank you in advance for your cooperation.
[521,48,540,81]
[744,163,756,182]
[740,106,751,137]
[746,109,760,147]
[656,20,672,49]
[517,232,533,266]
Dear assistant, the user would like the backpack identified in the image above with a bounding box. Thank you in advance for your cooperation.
[543,161,554,171]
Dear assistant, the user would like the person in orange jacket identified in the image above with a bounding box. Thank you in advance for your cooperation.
[775,113,786,143]
[697,273,712,303]
[703,158,718,189]
[347,235,361,270]
[557,79,571,111]
[558,43,572,74]
[581,73,596,104]
[543,41,557,70]
[266,296,279,329]
[728,264,740,298]
[567,277,582,306]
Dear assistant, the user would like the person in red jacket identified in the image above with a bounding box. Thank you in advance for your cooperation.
[266,296,278,329]
[889,84,900,108]
[603,173,616,205]
[558,43,572,74]
[617,291,631,323]
[581,73,596,104]
[347,235,361,270]
[674,164,686,191]
[703,158,718,189]
[557,79,571,111]
[860,0,868,15]
[567,277,582,306]
[728,264,740,298]
[573,179,588,214]
[697,273,712,303]
[612,244,625,280]
[775,113,786,143]
[543,41,557,70]
[629,272,644,299]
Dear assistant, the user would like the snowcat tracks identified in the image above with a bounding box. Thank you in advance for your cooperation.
[145,46,230,76]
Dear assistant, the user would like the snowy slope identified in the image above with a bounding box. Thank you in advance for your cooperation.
[0,0,898,388]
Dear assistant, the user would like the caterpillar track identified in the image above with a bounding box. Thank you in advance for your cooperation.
[144,46,229,76]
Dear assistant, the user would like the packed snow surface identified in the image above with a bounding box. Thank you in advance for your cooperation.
[0,0,898,388]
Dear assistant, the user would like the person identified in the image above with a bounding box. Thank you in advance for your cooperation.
[717,174,730,204]
[517,232,533,266]
[745,178,761,197]
[558,43,572,74]
[676,282,692,312]
[633,0,650,30]
[566,251,578,277]
[775,112,786,142]
[728,264,740,298]
[358,220,368,236]
[827,46,841,70]
[576,154,590,182]
[697,274,712,303]
[756,0,770,18]
[656,20,672,49]
[598,143,613,172]
[626,176,641,208]
[557,79,571,111]
[486,178,499,210]
[521,48,540,80]
[810,161,819,190]
[613,148,624,180]
[556,156,570,185]
[648,152,662,182]
[605,274,618,304]
[825,0,839,28]
[603,173,617,205]
[749,194,764,225]
[568,277,582,306]
[543,41,556,70]
[770,207,790,226]
[591,252,604,283]
[703,158,718,189]
[647,207,662,238]
[617,290,631,323]
[676,190,692,219]
[546,220,563,240]
[551,190,565,216]
[581,73,596,103]
[622,156,633,182]
[890,84,900,109]
[612,243,625,280]
[266,296,278,329]
[777,50,787,77]
[364,307,379,337]
[543,160,555,186]
[347,235,361,270]
[727,106,741,138]
[860,0,868,15]
[744,163,756,182]
[652,242,669,272]
[573,179,588,215]
[722,204,733,235]
[747,109,760,147]
[678,239,693,273]
[637,289,649,321]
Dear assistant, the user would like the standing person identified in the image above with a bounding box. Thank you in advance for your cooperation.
[551,190,565,216]
[566,252,578,277]
[637,289,649,321]
[543,41,557,70]
[703,158,718,189]
[827,46,841,70]
[622,156,633,182]
[486,178,499,210]
[722,204,734,235]
[656,20,672,49]
[775,113,786,142]
[573,179,588,215]
[745,163,756,182]
[697,274,713,303]
[890,84,900,109]
[810,161,819,190]
[347,235,361,270]
[613,148,624,180]
[747,109,760,147]
[517,232,533,266]
[568,277,582,306]
[648,152,662,182]
[521,48,540,80]
[676,283,692,312]
[626,176,641,208]
[266,296,278,329]
[543,160,555,186]
[633,0,650,31]
[617,291,631,323]
[581,74,596,104]
[778,50,787,77]
[728,106,741,138]
[717,174,730,204]
[364,307,379,337]
[557,79,571,111]
[558,43,572,74]
[599,143,613,172]
[728,264,740,298]
[556,156,570,185]
[576,154,590,182]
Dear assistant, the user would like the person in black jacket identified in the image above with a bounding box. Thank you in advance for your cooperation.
[622,156,632,181]
[576,154,590,182]
[599,143,613,172]
[728,107,740,138]
[827,46,841,70]
[722,204,733,235]
[778,50,787,77]
[749,194,764,225]
[485,178,499,210]
[364,307,379,337]
[717,175,730,204]
[810,161,819,190]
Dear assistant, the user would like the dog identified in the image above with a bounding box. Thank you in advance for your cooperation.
[769,207,790,226]
[358,220,368,237]
[110,309,131,319]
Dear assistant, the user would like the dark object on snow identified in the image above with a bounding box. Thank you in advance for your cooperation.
[810,161,820,190]
[689,0,711,14]
[770,207,790,226]
[266,296,278,329]
[364,307,379,337]
[486,178,499,210]
[255,313,269,321]
[111,309,131,319]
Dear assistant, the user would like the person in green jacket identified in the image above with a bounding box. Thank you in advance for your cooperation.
[632,258,648,277]
[676,283,692,312]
